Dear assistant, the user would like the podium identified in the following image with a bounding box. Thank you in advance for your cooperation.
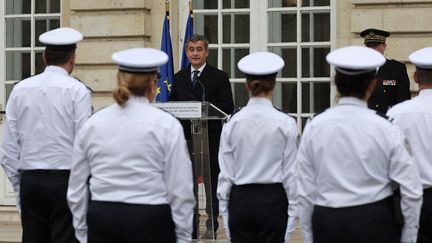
[153,101,228,240]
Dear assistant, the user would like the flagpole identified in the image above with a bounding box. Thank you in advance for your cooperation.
[165,0,170,20]
[189,0,193,17]
[157,0,174,102]
[180,0,194,69]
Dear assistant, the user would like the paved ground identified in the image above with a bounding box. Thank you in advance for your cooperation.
[0,206,304,243]
[195,215,303,243]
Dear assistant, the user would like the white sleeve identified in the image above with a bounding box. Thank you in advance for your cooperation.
[67,130,91,243]
[296,124,315,243]
[282,120,299,242]
[73,85,92,133]
[217,123,235,240]
[388,129,423,243]
[163,121,195,243]
[0,92,22,211]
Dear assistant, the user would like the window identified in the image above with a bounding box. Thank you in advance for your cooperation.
[1,0,61,104]
[188,0,333,131]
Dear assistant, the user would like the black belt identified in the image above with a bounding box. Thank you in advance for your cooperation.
[21,169,70,175]
[316,196,393,210]
[233,183,283,189]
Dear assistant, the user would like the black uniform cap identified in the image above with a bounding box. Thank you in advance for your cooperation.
[360,28,390,44]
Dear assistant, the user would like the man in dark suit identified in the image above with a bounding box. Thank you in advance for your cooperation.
[169,34,234,239]
[360,28,411,113]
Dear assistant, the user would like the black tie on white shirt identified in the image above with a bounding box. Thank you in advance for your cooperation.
[192,70,200,89]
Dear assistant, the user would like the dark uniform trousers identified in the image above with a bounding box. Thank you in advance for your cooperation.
[312,197,401,243]
[87,201,176,243]
[228,183,288,243]
[417,188,432,243]
[20,170,78,243]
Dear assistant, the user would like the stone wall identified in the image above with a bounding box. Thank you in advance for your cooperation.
[62,0,180,110]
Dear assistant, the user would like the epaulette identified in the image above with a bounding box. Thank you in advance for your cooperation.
[73,76,95,112]
[90,105,108,117]
[309,109,327,121]
[13,74,36,86]
[376,111,393,122]
[225,107,242,123]
[73,76,94,93]
[388,59,405,66]
[157,107,176,118]
[274,106,296,120]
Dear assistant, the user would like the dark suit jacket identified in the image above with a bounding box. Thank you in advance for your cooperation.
[368,59,411,113]
[169,63,234,137]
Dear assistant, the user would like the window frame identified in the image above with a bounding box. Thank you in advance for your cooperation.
[179,0,337,132]
[1,0,61,106]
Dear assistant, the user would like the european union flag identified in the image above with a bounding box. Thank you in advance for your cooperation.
[156,15,174,102]
[181,14,193,70]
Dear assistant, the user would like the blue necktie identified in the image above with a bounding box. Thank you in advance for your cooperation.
[192,70,200,89]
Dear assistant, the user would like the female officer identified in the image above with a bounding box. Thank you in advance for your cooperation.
[217,52,298,243]
[67,48,195,243]
[297,46,423,243]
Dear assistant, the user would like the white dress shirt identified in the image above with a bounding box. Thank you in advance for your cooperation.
[217,97,298,241]
[189,63,206,80]
[67,96,195,243]
[388,89,432,190]
[297,97,423,243]
[0,65,92,209]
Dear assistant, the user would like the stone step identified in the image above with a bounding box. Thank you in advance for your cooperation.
[0,206,304,243]
[0,206,21,243]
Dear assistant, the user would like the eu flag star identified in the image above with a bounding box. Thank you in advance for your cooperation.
[164,80,172,92]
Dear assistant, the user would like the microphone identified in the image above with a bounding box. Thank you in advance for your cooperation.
[195,76,206,102]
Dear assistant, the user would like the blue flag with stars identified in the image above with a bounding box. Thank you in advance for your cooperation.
[181,14,193,70]
[156,15,174,102]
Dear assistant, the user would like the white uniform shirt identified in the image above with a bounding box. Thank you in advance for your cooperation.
[217,97,298,241]
[67,96,195,243]
[297,97,423,243]
[388,89,432,189]
[0,66,92,208]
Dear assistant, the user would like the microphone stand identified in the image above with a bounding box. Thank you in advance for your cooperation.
[196,76,206,102]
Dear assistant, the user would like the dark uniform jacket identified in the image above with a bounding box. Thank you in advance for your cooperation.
[368,59,411,113]
[169,63,234,138]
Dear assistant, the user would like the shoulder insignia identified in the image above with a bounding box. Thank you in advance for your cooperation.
[309,109,327,121]
[157,107,177,118]
[73,76,94,93]
[388,59,405,66]
[90,105,109,117]
[225,107,242,123]
[274,106,297,120]
[376,111,393,122]
[13,74,36,86]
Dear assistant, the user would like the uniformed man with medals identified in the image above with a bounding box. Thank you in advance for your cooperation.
[361,28,411,113]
